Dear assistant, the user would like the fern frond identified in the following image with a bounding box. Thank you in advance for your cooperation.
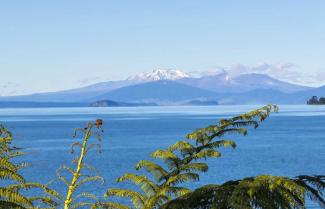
[0,157,18,171]
[55,167,69,186]
[211,128,248,138]
[161,175,310,209]
[166,173,199,186]
[72,192,98,203]
[28,196,58,207]
[14,162,30,170]
[151,150,182,170]
[6,151,25,159]
[295,175,325,207]
[60,165,75,175]
[0,201,26,209]
[220,120,259,129]
[6,182,64,201]
[0,188,33,208]
[0,167,25,183]
[135,160,168,182]
[105,188,146,209]
[104,105,279,209]
[168,141,194,153]
[70,201,93,209]
[151,150,178,160]
[82,163,100,176]
[165,187,191,197]
[74,175,104,191]
[92,202,131,209]
[117,173,158,196]
[204,140,237,149]
[180,163,208,173]
[193,149,221,159]
[186,131,209,144]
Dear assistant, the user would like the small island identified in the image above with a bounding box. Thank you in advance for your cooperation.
[307,96,325,105]
[182,100,219,106]
[90,100,158,107]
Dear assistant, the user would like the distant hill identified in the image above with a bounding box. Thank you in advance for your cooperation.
[217,89,293,105]
[0,100,157,108]
[290,85,325,104]
[0,80,141,102]
[216,86,325,105]
[0,70,189,102]
[179,73,311,93]
[90,100,158,107]
[0,101,87,108]
[92,80,219,104]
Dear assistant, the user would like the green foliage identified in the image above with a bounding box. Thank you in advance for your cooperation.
[0,120,106,209]
[51,120,105,209]
[295,175,325,207]
[102,105,285,208]
[0,124,59,209]
[161,175,325,209]
[1,105,324,209]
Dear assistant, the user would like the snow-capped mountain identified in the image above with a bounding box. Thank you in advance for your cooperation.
[0,68,316,105]
[179,72,311,93]
[127,69,190,81]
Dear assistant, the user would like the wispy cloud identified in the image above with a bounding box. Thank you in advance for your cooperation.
[228,62,297,77]
[0,82,27,96]
[201,62,325,87]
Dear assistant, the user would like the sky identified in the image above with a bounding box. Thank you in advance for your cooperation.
[1,0,325,96]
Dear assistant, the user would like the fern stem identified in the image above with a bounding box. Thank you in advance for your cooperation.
[64,123,93,209]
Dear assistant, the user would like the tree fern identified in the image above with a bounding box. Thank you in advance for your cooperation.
[2,105,323,209]
[102,105,279,208]
[161,175,325,209]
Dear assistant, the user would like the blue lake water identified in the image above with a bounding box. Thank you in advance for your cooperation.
[1,105,324,208]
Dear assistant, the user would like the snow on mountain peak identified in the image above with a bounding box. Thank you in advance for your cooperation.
[127,69,190,81]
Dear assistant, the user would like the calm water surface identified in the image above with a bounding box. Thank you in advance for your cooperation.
[0,105,324,207]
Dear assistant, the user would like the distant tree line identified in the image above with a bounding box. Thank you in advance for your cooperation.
[307,96,325,105]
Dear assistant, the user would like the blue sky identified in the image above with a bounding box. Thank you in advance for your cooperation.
[1,0,325,95]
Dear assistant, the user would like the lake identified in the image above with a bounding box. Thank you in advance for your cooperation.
[1,105,324,208]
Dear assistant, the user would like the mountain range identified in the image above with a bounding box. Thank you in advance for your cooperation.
[0,69,324,106]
